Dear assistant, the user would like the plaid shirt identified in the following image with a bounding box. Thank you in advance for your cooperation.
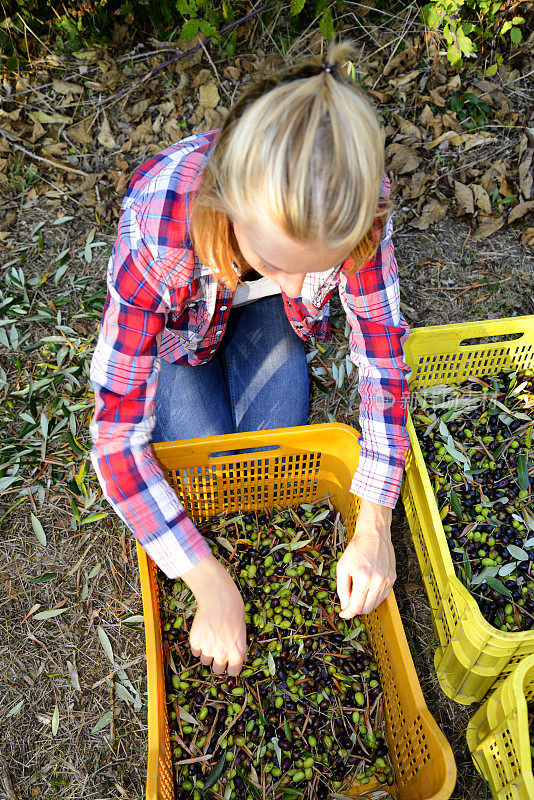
[89,130,410,578]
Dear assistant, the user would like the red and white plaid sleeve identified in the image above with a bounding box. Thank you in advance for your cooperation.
[338,178,411,508]
[89,202,211,577]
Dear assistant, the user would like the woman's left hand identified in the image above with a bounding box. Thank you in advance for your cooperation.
[336,498,395,618]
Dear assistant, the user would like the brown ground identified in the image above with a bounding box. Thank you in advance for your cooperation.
[1,5,533,800]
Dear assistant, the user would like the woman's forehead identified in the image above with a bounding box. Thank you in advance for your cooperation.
[236,219,348,274]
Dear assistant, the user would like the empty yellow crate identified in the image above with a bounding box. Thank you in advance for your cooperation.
[401,315,534,704]
[137,423,456,800]
[466,653,534,799]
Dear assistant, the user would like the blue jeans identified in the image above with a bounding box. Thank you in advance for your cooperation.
[152,295,309,444]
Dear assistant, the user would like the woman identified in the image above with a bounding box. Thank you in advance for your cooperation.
[90,40,410,677]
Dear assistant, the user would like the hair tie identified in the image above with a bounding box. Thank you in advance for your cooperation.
[321,59,338,74]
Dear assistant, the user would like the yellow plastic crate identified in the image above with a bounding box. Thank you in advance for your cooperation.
[466,653,534,799]
[401,315,534,705]
[137,423,456,800]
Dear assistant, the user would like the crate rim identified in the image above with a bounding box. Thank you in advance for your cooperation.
[405,313,534,349]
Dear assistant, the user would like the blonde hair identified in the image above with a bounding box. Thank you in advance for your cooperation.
[190,39,388,289]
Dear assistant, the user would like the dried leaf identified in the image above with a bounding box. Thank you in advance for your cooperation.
[425,130,456,150]
[521,227,534,247]
[28,110,73,125]
[52,78,84,95]
[385,143,421,174]
[410,200,448,230]
[51,703,59,736]
[518,142,533,200]
[68,117,93,145]
[31,119,46,143]
[454,181,474,215]
[67,661,81,692]
[508,201,534,225]
[97,116,116,150]
[473,215,505,239]
[449,132,498,150]
[198,83,220,109]
[397,117,423,141]
[472,184,492,214]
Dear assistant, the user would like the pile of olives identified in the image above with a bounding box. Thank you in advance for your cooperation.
[413,370,533,633]
[159,501,393,799]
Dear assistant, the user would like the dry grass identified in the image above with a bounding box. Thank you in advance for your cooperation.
[1,4,533,800]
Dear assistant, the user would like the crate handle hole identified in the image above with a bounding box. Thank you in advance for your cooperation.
[209,445,281,458]
[459,332,523,347]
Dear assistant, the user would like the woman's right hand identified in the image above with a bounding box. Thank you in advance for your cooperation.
[182,554,246,676]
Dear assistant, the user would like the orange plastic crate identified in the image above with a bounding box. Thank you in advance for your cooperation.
[137,423,456,799]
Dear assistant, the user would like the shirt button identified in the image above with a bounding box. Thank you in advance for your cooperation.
[210,348,216,354]
[220,305,227,311]
[215,330,222,337]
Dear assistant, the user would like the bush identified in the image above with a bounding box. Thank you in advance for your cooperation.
[421,0,527,68]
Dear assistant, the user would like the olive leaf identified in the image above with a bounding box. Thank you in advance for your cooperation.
[284,718,293,743]
[216,536,234,553]
[92,710,111,733]
[34,607,69,620]
[97,625,115,666]
[507,544,529,561]
[178,707,199,725]
[470,565,500,586]
[309,509,329,524]
[517,454,529,491]
[450,489,463,519]
[457,554,472,589]
[6,699,24,718]
[272,736,282,768]
[499,562,518,577]
[236,769,262,800]
[268,652,276,677]
[202,751,227,793]
[28,572,58,583]
[486,576,512,598]
[31,513,47,546]
[344,627,362,642]
[51,703,60,736]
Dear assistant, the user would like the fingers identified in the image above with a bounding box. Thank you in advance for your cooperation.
[190,637,246,676]
[211,658,227,675]
[227,659,243,678]
[342,577,395,617]
[339,586,369,619]
[336,562,352,612]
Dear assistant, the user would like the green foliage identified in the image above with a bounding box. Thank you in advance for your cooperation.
[4,1,344,68]
[421,0,526,68]
[449,90,491,129]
